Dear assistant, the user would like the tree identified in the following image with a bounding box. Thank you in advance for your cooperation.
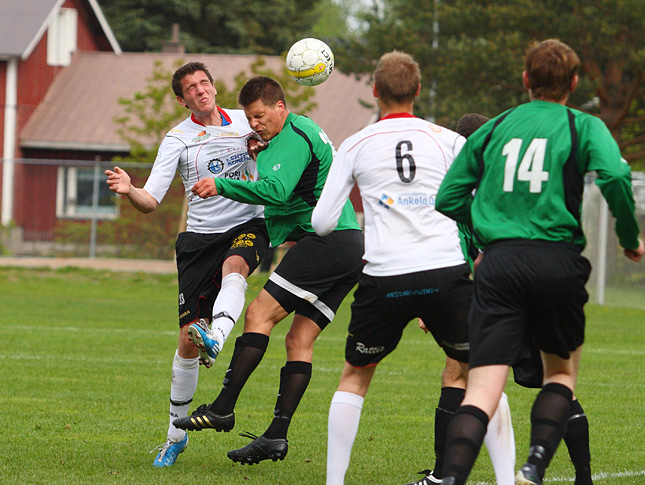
[99,0,335,56]
[332,0,645,167]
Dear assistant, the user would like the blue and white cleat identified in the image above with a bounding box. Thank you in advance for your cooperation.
[151,433,188,468]
[187,318,221,368]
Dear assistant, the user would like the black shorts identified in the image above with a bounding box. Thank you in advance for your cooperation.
[345,263,472,368]
[512,333,544,388]
[468,240,591,369]
[175,218,269,327]
[264,229,364,329]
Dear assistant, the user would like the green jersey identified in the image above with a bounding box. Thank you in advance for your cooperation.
[436,100,640,251]
[215,112,360,246]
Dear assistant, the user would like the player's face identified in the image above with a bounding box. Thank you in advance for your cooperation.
[177,71,217,115]
[243,99,286,141]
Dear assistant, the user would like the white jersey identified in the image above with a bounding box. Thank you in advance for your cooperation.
[312,114,466,276]
[143,108,264,233]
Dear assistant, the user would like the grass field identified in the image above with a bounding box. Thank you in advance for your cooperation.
[1,266,644,484]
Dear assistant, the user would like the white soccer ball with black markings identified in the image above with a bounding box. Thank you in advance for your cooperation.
[286,38,334,86]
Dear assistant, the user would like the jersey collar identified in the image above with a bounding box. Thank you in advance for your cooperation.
[379,112,416,121]
[191,107,232,127]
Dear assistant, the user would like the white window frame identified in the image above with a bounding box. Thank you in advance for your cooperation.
[56,166,117,220]
[47,8,78,67]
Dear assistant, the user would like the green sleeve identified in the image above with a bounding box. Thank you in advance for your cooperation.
[436,136,482,226]
[215,131,311,206]
[582,118,640,250]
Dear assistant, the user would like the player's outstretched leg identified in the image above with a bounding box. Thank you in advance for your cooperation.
[174,332,270,432]
[227,361,311,465]
[187,318,222,368]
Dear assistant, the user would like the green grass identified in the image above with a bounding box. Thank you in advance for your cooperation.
[0,267,644,484]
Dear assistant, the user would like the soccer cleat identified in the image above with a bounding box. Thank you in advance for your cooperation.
[515,463,542,485]
[187,318,221,368]
[172,403,235,432]
[405,469,442,484]
[150,433,188,468]
[227,431,288,465]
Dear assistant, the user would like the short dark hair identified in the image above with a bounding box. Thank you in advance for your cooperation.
[524,39,580,101]
[456,113,490,139]
[238,76,287,108]
[373,51,420,105]
[171,62,214,98]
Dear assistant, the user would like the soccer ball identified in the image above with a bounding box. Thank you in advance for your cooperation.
[286,38,334,86]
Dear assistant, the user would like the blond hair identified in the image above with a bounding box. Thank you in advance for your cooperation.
[373,51,421,105]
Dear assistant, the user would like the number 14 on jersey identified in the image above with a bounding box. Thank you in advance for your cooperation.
[502,138,549,193]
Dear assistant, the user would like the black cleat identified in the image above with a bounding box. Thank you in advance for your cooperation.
[172,404,234,432]
[405,469,442,484]
[227,431,288,465]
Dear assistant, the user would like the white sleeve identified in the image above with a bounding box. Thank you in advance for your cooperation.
[143,136,186,203]
[312,144,356,236]
[453,134,467,159]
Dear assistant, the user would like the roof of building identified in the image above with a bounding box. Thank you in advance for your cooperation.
[0,0,121,59]
[20,51,376,152]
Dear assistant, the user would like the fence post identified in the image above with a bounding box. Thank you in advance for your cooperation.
[89,156,101,258]
[596,195,609,304]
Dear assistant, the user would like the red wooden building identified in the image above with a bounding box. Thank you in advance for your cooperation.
[0,0,120,237]
[1,1,374,251]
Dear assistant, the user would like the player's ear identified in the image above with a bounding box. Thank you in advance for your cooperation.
[522,70,530,90]
[177,95,188,109]
[415,83,421,97]
[570,74,579,92]
[372,84,378,98]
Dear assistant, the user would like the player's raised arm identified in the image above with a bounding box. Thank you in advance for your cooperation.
[105,166,158,213]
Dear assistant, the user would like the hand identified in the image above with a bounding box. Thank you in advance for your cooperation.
[105,166,131,195]
[191,178,218,199]
[418,318,429,334]
[473,251,484,274]
[247,135,267,161]
[623,238,644,262]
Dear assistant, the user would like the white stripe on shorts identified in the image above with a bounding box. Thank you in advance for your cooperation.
[268,272,335,321]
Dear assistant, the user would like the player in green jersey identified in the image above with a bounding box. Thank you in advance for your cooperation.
[436,39,643,485]
[174,75,364,466]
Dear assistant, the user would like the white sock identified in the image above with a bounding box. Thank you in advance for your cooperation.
[211,273,248,346]
[167,350,199,441]
[327,391,364,485]
[484,392,515,485]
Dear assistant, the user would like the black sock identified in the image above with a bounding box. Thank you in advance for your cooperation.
[263,361,312,440]
[564,399,592,485]
[210,332,269,415]
[441,405,489,484]
[433,387,466,478]
[526,383,573,479]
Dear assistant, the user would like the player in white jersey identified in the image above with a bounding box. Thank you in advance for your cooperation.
[312,51,514,485]
[105,62,269,468]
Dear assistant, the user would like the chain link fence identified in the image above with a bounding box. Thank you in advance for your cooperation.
[1,158,644,308]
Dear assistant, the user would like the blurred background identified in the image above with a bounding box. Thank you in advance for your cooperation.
[1,0,643,308]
